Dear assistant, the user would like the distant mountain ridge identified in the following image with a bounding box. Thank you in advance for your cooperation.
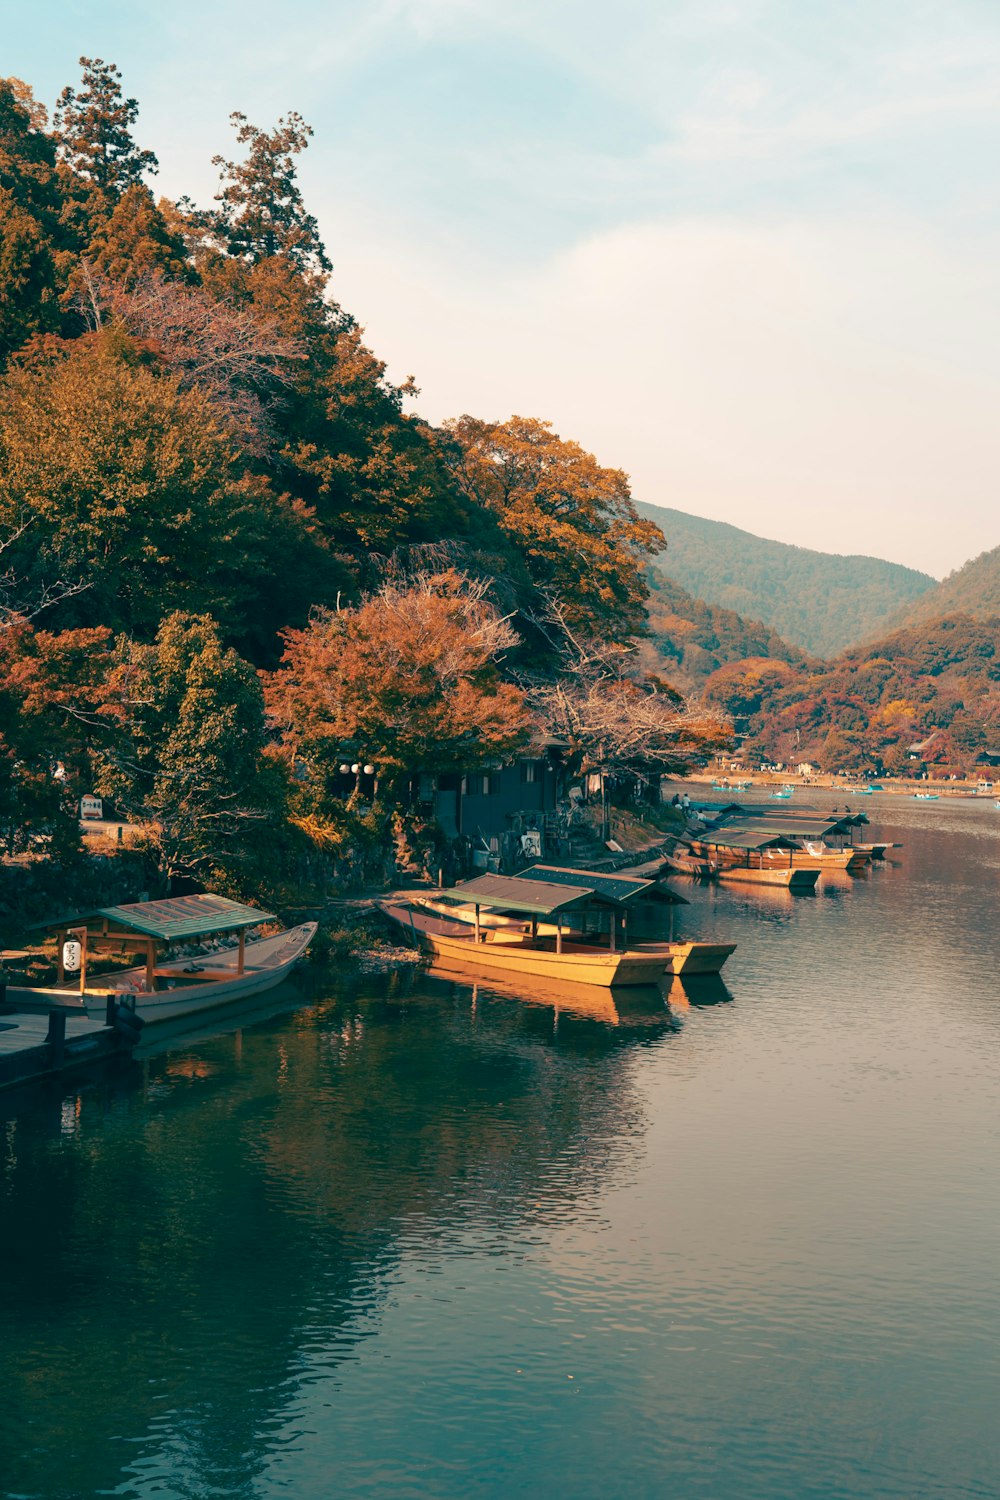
[886,543,1000,632]
[638,503,937,658]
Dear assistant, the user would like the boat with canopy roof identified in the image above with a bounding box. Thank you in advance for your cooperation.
[379,871,735,986]
[8,895,316,1026]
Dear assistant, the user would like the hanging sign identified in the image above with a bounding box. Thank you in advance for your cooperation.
[80,795,103,820]
[62,940,82,972]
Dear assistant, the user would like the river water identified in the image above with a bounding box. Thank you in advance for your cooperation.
[2,794,999,1500]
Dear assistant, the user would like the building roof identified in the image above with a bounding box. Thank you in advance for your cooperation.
[439,874,595,916]
[90,894,275,940]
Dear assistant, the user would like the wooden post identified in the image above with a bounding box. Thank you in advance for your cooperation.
[474,904,481,944]
[238,929,246,976]
[47,1009,66,1068]
[608,911,616,952]
[622,911,628,951]
[555,916,563,954]
[57,932,65,987]
[145,939,155,992]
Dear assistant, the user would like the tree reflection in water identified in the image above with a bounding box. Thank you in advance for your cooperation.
[0,963,678,1500]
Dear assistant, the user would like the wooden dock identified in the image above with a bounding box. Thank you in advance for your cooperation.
[0,1007,130,1091]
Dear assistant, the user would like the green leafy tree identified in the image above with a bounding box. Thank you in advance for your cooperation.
[0,331,331,645]
[0,79,67,357]
[102,612,286,888]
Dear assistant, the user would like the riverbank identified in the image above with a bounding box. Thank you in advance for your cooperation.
[674,771,997,799]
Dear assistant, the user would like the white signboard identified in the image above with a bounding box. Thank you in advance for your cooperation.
[80,795,103,820]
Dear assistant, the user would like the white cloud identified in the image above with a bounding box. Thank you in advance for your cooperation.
[329,211,1000,575]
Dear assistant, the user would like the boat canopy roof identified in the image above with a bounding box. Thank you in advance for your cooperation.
[59,894,276,941]
[716,819,847,841]
[439,874,596,916]
[694,831,797,851]
[517,865,667,905]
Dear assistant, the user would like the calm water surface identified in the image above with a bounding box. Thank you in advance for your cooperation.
[2,794,999,1499]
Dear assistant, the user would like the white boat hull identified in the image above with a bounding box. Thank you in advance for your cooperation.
[8,924,317,1027]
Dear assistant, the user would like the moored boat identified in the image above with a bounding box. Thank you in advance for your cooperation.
[8,895,316,1027]
[381,899,672,986]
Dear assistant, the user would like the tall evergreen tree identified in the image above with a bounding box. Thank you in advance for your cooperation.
[211,112,330,275]
[53,57,157,231]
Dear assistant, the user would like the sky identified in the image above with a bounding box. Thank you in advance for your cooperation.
[7,0,1000,577]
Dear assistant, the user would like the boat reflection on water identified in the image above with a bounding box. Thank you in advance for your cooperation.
[133,978,317,1058]
[663,974,734,1014]
[426,961,677,1029]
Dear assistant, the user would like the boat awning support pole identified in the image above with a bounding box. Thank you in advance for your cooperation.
[238,930,245,976]
[145,939,155,993]
[474,904,481,944]
[556,916,563,954]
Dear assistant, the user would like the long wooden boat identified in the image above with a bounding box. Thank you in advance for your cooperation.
[379,901,672,987]
[408,894,735,975]
[8,895,316,1028]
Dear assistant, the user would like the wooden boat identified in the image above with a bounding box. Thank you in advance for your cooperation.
[914,793,940,800]
[379,895,672,988]
[9,895,316,1027]
[410,894,735,975]
[789,842,870,872]
[855,842,898,859]
[682,838,822,889]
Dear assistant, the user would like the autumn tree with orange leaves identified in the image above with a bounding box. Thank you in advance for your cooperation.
[265,571,531,812]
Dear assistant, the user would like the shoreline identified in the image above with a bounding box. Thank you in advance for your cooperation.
[675,773,997,801]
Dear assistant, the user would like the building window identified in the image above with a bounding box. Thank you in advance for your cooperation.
[520,760,539,784]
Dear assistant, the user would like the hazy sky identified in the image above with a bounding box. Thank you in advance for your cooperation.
[8,0,1000,576]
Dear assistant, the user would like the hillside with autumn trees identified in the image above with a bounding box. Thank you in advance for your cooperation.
[701,615,1000,776]
[0,60,728,908]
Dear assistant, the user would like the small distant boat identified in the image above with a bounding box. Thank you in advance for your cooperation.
[994,801,1000,810]
[771,790,793,800]
[914,793,940,800]
[867,783,884,791]
[854,788,873,796]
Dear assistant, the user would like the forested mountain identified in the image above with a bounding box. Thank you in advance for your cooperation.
[704,614,1000,775]
[637,503,936,657]
[642,571,811,692]
[886,543,1000,632]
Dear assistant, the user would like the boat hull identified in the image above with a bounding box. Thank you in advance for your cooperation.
[715,865,819,889]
